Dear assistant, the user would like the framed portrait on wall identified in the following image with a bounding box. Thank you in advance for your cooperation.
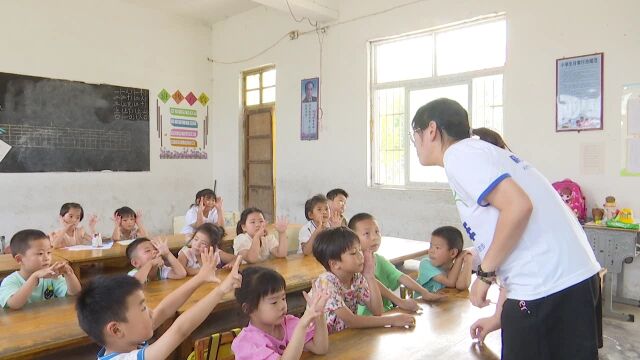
[300,77,319,140]
[556,53,604,132]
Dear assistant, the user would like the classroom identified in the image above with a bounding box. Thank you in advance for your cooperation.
[1,0,639,359]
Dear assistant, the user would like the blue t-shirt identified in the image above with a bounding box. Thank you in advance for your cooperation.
[0,271,67,308]
[416,258,445,293]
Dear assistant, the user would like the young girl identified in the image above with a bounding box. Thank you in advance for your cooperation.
[181,189,224,235]
[50,203,98,248]
[231,266,329,359]
[111,206,147,241]
[298,194,330,255]
[312,227,415,333]
[178,223,236,275]
[233,208,289,264]
[416,226,473,293]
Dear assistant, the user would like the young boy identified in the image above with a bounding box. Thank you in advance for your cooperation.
[126,237,187,283]
[417,226,473,293]
[326,188,349,227]
[312,227,415,333]
[0,229,81,309]
[348,213,446,315]
[298,194,330,255]
[76,248,242,360]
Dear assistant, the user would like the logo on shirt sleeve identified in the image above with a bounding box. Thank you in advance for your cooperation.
[462,222,476,241]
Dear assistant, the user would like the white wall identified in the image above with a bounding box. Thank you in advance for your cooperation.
[0,0,214,238]
[211,0,640,297]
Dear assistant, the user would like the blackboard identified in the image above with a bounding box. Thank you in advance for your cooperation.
[0,72,150,172]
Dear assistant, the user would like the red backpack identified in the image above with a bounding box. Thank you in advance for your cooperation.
[552,179,586,223]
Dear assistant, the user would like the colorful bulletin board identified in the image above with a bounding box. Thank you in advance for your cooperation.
[156,89,210,159]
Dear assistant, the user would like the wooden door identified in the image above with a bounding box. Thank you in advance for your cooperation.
[244,109,275,222]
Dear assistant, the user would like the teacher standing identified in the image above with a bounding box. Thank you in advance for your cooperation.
[410,98,600,360]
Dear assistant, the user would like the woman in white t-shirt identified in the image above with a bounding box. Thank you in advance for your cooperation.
[410,98,600,360]
[181,188,225,235]
[233,207,289,263]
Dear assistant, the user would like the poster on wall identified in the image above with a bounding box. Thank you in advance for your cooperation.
[156,89,209,159]
[300,78,319,140]
[556,53,603,132]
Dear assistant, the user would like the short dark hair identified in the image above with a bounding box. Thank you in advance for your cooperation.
[60,202,84,221]
[76,275,142,345]
[326,188,349,201]
[190,223,226,249]
[236,207,264,235]
[126,237,151,260]
[304,194,328,221]
[411,98,470,141]
[10,229,48,256]
[431,226,463,256]
[347,213,375,231]
[472,127,510,151]
[235,266,286,315]
[191,189,217,208]
[312,227,360,271]
[114,206,136,219]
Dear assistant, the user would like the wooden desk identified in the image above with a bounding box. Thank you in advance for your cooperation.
[0,254,68,281]
[301,296,501,360]
[0,243,430,359]
[52,234,186,279]
[378,237,429,265]
[0,297,89,360]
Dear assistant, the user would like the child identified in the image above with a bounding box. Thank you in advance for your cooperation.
[233,208,289,264]
[126,237,187,283]
[312,227,415,333]
[178,223,237,275]
[348,213,445,316]
[181,189,225,235]
[50,202,98,248]
[111,206,147,241]
[298,194,330,255]
[0,229,81,309]
[326,188,349,227]
[76,249,242,360]
[231,266,330,359]
[417,226,473,293]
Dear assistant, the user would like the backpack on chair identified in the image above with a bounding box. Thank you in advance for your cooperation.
[552,179,587,223]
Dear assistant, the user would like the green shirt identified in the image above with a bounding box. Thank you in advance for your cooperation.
[416,258,445,294]
[357,253,404,315]
[0,271,67,308]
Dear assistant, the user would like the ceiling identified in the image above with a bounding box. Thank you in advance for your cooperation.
[122,0,260,25]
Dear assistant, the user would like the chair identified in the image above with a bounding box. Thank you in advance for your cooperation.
[187,328,241,360]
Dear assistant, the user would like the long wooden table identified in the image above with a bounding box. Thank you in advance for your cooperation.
[0,254,69,281]
[0,238,430,359]
[301,294,502,359]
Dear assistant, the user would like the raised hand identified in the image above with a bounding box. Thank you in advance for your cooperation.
[151,237,170,256]
[275,216,289,233]
[362,249,375,277]
[135,210,143,225]
[301,282,330,322]
[197,247,221,283]
[218,255,243,294]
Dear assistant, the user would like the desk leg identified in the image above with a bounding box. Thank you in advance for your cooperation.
[603,273,634,322]
[612,267,640,306]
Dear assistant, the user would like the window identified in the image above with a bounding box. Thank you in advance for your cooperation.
[370,16,505,187]
[243,66,276,107]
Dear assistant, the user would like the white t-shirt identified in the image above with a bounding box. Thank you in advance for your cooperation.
[181,206,219,235]
[97,345,146,359]
[233,233,279,262]
[444,138,600,300]
[297,220,317,254]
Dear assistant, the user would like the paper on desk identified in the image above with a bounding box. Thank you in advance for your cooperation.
[117,239,136,246]
[65,242,115,251]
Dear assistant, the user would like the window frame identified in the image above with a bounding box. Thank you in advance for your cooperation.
[243,65,276,109]
[369,15,506,190]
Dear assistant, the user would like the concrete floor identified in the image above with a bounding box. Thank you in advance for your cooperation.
[600,303,640,360]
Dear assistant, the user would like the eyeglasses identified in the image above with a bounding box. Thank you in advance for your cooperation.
[408,128,424,145]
